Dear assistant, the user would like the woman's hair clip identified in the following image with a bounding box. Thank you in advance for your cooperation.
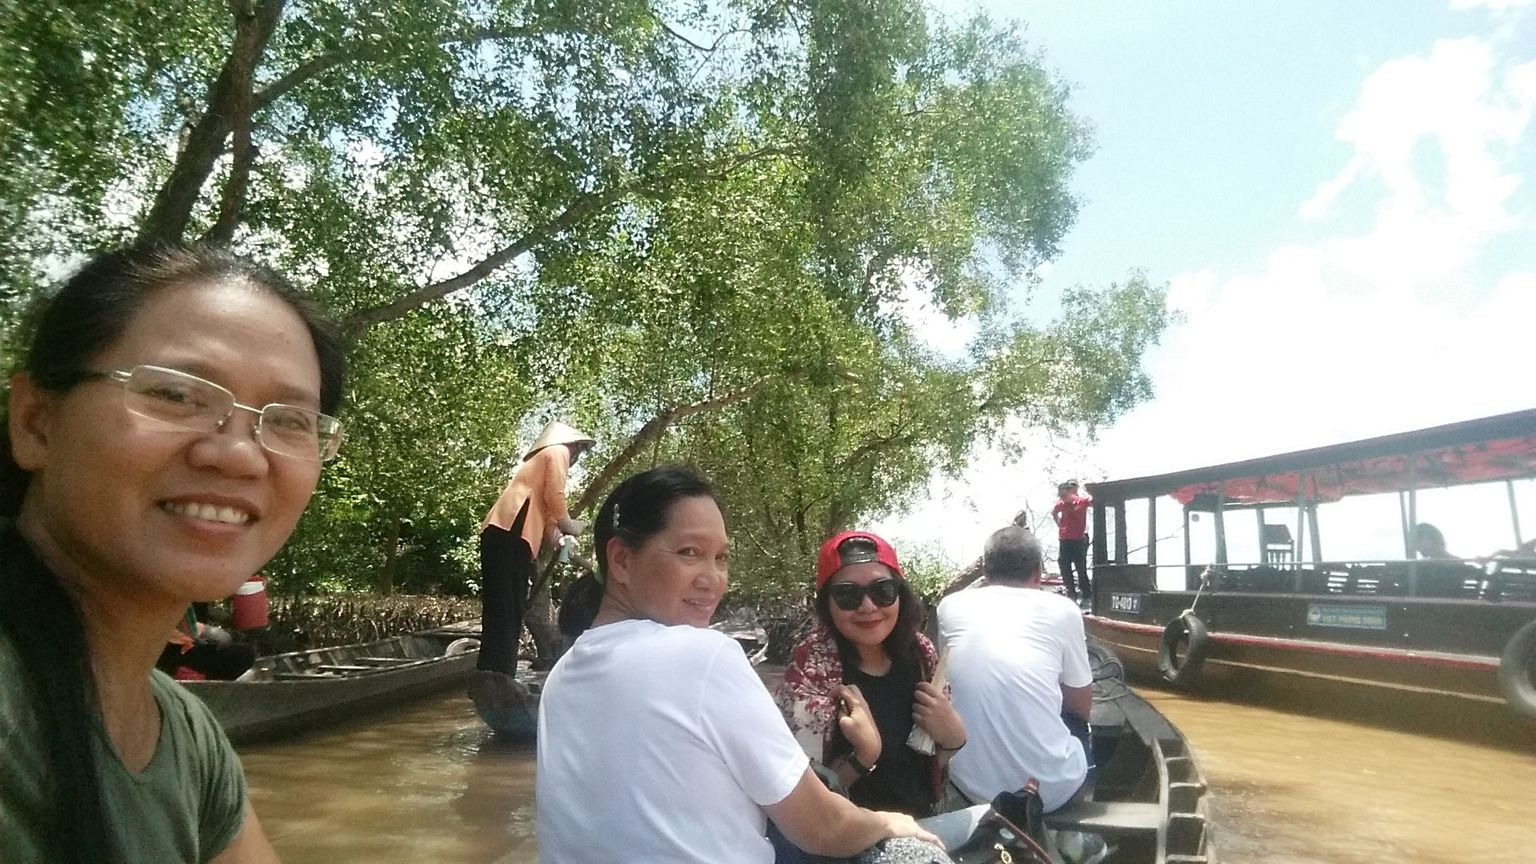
[611,501,622,531]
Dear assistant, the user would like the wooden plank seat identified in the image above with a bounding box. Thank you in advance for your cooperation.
[1045,800,1163,833]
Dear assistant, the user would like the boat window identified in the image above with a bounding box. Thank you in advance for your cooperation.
[1408,480,1534,561]
[1312,494,1401,562]
[1187,509,1216,570]
[1122,499,1150,565]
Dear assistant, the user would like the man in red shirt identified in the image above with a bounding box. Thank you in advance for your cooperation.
[1051,480,1093,609]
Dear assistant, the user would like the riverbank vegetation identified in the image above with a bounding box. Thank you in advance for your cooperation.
[1,0,1173,656]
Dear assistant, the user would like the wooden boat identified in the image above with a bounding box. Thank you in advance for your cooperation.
[1059,642,1215,863]
[752,633,1212,863]
[1082,409,1536,731]
[184,630,481,744]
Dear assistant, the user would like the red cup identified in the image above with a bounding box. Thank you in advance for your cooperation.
[231,577,269,630]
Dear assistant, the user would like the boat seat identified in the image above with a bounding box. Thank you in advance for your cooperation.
[1045,800,1163,833]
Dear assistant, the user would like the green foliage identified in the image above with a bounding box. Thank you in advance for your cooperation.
[1,0,1171,612]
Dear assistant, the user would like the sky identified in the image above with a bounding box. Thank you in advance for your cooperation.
[877,0,1536,577]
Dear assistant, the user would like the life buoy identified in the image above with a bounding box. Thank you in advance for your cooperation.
[1498,620,1536,719]
[1158,612,1210,686]
[445,637,480,657]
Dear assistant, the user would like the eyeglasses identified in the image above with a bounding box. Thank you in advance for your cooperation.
[82,365,344,462]
[827,578,901,611]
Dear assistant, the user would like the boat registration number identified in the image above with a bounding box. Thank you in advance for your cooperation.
[1109,593,1143,615]
[1306,603,1387,630]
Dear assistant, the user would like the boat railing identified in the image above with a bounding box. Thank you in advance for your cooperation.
[1095,558,1536,602]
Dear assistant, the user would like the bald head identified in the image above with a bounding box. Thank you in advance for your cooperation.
[983,525,1043,584]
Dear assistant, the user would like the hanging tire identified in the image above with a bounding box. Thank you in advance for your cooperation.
[1087,639,1126,684]
[445,637,480,657]
[1159,613,1211,687]
[1499,620,1536,719]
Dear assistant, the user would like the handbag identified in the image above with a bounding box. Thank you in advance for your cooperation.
[947,781,1051,864]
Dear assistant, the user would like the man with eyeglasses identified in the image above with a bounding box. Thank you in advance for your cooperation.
[936,525,1094,815]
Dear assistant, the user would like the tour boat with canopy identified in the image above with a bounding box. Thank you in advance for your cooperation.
[1082,408,1536,727]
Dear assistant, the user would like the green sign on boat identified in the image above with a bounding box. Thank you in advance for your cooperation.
[1306,603,1388,630]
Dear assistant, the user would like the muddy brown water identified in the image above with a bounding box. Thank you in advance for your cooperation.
[242,685,1536,863]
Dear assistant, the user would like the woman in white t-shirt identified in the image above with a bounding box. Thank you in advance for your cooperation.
[536,465,941,864]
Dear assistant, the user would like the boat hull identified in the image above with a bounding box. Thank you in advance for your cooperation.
[1086,583,1536,731]
[469,669,541,737]
[184,632,479,744]
[1062,674,1215,863]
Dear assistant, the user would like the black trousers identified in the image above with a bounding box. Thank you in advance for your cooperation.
[478,523,535,674]
[1059,536,1090,602]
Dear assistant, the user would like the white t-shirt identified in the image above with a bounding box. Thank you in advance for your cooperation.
[536,619,809,863]
[937,584,1094,812]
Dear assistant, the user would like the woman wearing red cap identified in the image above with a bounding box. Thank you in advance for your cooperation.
[775,531,967,818]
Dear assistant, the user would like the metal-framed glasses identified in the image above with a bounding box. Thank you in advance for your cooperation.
[83,365,344,462]
[827,578,901,611]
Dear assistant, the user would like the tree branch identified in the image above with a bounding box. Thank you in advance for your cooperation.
[656,20,752,54]
[975,348,1064,414]
[206,1,284,243]
[341,190,614,334]
[343,142,804,333]
[252,26,539,113]
[571,380,775,516]
[139,0,287,244]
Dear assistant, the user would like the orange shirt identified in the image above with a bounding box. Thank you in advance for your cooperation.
[481,445,572,556]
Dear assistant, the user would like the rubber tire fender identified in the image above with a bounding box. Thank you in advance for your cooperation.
[1498,619,1536,719]
[445,637,480,656]
[1158,612,1211,687]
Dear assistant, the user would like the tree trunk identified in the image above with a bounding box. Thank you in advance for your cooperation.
[522,545,568,669]
[138,0,287,244]
[524,572,561,670]
[377,515,400,596]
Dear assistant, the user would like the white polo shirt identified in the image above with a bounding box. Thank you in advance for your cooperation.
[937,584,1093,812]
[536,619,808,863]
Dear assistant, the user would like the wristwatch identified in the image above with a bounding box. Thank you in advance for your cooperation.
[844,752,875,777]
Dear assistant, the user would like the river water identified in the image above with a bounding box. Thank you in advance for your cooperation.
[242,686,1536,863]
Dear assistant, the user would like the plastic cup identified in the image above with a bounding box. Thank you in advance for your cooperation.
[231,577,269,630]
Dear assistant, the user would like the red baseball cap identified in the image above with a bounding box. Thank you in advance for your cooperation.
[816,531,904,591]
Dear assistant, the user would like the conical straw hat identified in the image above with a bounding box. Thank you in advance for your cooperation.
[523,421,595,461]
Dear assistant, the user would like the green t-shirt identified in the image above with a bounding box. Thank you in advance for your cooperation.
[0,631,249,863]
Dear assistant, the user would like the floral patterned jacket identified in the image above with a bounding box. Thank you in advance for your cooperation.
[774,623,942,761]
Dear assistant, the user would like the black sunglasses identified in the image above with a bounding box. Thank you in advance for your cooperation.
[827,579,901,611]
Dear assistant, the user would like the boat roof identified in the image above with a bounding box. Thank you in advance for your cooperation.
[1086,408,1536,506]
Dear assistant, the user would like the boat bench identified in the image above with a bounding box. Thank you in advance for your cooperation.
[1045,800,1163,834]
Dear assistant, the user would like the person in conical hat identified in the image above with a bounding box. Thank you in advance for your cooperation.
[477,421,594,676]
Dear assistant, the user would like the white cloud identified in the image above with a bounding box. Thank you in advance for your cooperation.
[1301,40,1536,289]
[1450,0,1535,10]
